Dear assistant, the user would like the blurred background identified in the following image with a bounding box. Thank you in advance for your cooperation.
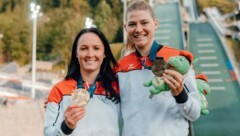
[0,0,239,135]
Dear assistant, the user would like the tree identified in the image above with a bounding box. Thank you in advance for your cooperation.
[37,1,92,70]
[0,0,124,69]
[88,0,100,8]
[93,1,119,42]
[0,0,31,65]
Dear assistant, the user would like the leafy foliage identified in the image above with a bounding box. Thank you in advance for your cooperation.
[196,0,237,14]
[94,1,119,42]
[0,0,123,70]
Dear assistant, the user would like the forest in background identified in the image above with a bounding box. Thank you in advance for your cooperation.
[196,0,237,14]
[0,0,123,69]
[0,0,238,71]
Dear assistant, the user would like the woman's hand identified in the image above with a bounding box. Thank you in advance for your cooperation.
[64,104,86,129]
[43,99,48,110]
[163,69,184,96]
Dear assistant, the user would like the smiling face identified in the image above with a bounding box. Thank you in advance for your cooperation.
[76,32,105,74]
[124,10,158,54]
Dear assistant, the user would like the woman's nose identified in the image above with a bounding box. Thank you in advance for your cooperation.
[135,24,143,32]
[86,49,94,57]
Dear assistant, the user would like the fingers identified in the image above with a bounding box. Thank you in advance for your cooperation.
[163,69,184,96]
[164,69,183,83]
[43,99,48,110]
[65,105,86,129]
[163,72,180,90]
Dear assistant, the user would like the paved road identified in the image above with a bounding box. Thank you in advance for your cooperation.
[189,22,240,136]
[154,2,184,49]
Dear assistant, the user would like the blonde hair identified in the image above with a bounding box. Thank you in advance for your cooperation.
[125,0,155,50]
[126,0,154,20]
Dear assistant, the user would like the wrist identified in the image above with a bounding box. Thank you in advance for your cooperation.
[173,88,188,103]
[61,120,75,135]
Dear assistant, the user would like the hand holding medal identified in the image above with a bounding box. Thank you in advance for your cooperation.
[144,56,191,98]
[71,88,90,106]
[144,57,168,98]
[151,57,168,77]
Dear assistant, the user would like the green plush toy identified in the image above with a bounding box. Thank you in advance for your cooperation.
[143,56,191,97]
[196,74,211,115]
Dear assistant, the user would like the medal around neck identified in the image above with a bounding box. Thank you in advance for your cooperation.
[151,57,168,77]
[71,88,90,106]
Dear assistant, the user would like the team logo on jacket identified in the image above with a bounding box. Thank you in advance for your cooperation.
[128,64,134,70]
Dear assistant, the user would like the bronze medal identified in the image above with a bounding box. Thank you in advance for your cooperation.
[151,57,168,77]
[71,88,90,106]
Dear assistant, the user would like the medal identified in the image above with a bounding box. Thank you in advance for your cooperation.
[71,88,90,106]
[151,57,168,77]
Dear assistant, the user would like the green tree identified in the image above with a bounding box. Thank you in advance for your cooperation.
[0,0,123,69]
[88,0,100,8]
[37,1,91,70]
[93,1,119,42]
[0,0,31,65]
[196,0,237,14]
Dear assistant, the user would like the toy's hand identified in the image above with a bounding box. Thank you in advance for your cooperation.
[201,110,209,115]
[163,69,184,96]
[43,99,47,110]
[143,80,152,87]
[150,88,161,95]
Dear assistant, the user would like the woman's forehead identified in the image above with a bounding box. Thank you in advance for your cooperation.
[78,33,103,46]
[126,10,153,20]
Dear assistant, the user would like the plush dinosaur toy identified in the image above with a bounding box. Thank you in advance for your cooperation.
[143,56,191,97]
[196,73,211,115]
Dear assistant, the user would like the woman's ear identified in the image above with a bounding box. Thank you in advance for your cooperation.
[123,24,127,31]
[75,51,78,58]
[154,19,158,30]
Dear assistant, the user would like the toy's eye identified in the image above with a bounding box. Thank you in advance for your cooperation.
[180,57,185,61]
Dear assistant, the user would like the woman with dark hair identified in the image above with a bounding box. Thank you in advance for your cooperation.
[44,27,120,136]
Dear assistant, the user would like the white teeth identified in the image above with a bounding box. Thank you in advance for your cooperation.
[85,60,96,63]
[134,35,144,38]
[85,60,95,62]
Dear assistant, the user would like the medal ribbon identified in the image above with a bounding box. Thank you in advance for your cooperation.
[77,74,99,98]
[135,40,162,69]
[149,40,162,62]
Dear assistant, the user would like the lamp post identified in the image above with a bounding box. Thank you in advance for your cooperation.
[30,3,40,99]
[85,17,96,28]
[0,33,3,65]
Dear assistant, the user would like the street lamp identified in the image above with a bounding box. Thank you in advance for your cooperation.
[85,17,96,28]
[0,33,3,64]
[30,3,40,99]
